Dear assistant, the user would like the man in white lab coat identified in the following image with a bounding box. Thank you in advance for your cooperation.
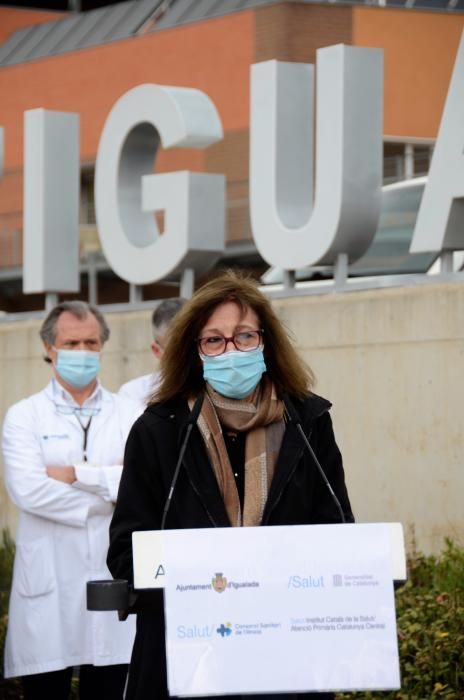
[3,301,137,699]
[118,297,186,409]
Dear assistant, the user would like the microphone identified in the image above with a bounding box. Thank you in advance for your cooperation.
[283,395,346,524]
[160,393,204,530]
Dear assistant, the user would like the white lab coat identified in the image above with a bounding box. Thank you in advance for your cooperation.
[118,371,161,412]
[2,380,138,678]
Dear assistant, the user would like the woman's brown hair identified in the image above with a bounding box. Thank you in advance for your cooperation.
[151,269,315,404]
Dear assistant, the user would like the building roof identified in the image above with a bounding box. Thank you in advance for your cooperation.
[0,0,157,65]
[0,0,462,67]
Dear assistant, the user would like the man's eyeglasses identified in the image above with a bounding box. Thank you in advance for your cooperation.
[197,330,263,357]
[55,404,101,417]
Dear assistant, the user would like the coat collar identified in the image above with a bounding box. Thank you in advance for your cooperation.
[147,392,331,425]
[44,379,113,406]
[43,380,116,441]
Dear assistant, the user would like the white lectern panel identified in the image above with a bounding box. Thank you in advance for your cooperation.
[159,523,400,696]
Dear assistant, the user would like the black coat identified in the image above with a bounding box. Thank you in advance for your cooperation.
[108,392,354,700]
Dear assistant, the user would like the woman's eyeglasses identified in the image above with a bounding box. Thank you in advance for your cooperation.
[197,330,263,357]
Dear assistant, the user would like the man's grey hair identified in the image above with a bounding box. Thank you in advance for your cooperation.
[39,300,110,346]
[151,298,186,341]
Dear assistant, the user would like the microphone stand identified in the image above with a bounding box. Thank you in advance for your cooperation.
[283,395,346,524]
[161,393,204,530]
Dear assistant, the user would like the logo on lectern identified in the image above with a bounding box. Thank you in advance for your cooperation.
[216,622,232,637]
[212,573,228,593]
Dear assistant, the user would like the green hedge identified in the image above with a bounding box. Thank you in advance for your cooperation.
[1,532,463,699]
[0,529,21,698]
[337,538,464,700]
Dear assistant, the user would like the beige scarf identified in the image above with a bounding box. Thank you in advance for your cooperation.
[193,378,285,527]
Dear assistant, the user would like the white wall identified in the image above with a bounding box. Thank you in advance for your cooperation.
[1,282,463,554]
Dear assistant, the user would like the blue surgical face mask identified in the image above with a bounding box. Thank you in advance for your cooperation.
[53,348,101,389]
[202,348,266,400]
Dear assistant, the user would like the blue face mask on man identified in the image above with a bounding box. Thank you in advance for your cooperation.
[53,348,101,389]
[202,348,266,400]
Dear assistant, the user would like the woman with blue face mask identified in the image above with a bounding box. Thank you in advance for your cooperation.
[108,269,354,700]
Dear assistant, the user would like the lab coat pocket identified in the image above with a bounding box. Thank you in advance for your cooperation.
[15,539,55,597]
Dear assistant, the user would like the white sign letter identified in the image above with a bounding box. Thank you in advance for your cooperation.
[410,32,464,254]
[23,110,80,293]
[250,46,383,269]
[95,84,225,285]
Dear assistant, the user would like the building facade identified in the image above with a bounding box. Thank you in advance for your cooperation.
[0,0,463,309]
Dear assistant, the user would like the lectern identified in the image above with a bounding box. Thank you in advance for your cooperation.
[88,522,406,696]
